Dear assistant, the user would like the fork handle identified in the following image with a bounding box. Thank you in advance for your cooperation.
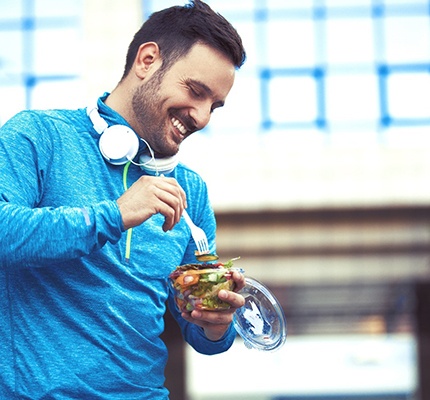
[182,209,193,226]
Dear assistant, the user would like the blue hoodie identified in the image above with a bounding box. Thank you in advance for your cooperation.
[0,96,235,399]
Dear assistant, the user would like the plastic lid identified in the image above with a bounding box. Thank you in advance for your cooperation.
[233,277,287,351]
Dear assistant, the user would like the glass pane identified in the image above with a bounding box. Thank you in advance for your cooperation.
[0,0,23,19]
[144,0,177,13]
[388,71,430,119]
[325,73,380,122]
[266,19,316,68]
[0,31,24,77]
[326,18,375,65]
[206,0,253,13]
[33,28,83,75]
[267,0,314,8]
[325,0,373,6]
[383,16,430,63]
[385,0,428,5]
[0,86,26,127]
[210,75,261,132]
[233,21,258,66]
[34,0,82,17]
[269,75,318,124]
[31,79,84,110]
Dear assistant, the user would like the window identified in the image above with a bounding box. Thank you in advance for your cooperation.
[0,0,83,125]
[144,0,430,137]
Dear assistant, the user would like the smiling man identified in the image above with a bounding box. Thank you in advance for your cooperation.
[0,1,246,399]
[109,42,235,158]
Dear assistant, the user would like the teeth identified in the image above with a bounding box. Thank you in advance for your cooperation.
[171,117,187,135]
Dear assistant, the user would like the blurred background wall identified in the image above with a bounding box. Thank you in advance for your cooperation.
[1,0,429,399]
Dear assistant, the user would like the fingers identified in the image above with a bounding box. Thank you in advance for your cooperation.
[181,308,233,341]
[232,270,246,292]
[181,292,245,341]
[218,289,245,309]
[183,290,245,327]
[117,175,187,230]
[157,177,187,210]
[154,177,187,231]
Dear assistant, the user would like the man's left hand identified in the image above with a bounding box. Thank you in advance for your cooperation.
[180,270,246,341]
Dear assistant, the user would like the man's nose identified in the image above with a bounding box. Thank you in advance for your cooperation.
[189,103,212,130]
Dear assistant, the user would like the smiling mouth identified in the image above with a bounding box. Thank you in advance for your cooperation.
[171,116,188,136]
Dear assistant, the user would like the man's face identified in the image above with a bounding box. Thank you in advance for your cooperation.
[131,43,235,157]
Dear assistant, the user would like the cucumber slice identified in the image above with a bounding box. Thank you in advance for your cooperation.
[195,252,219,262]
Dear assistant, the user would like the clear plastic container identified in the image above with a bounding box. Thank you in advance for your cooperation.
[169,265,235,312]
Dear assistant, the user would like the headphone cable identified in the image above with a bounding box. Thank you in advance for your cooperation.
[123,161,133,262]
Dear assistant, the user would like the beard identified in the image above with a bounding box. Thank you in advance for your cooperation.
[131,71,180,157]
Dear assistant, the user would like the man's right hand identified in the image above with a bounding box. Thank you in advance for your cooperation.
[116,175,187,231]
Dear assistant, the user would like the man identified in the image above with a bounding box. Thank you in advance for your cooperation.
[0,1,246,398]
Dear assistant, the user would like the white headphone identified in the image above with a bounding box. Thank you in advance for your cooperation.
[86,103,178,175]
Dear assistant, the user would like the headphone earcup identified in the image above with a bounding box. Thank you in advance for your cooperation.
[98,125,139,165]
[87,103,178,173]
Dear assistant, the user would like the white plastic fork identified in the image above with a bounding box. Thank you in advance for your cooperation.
[158,174,209,253]
[182,209,210,254]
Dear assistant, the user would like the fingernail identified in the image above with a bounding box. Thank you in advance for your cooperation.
[218,290,228,299]
[193,310,202,318]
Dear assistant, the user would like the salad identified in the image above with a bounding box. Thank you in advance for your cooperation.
[169,258,240,312]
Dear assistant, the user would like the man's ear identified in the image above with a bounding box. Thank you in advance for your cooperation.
[134,42,162,79]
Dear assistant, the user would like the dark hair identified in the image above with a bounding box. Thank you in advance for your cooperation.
[121,0,246,80]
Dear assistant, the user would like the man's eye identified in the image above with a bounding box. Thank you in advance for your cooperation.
[191,88,201,97]
[189,86,202,98]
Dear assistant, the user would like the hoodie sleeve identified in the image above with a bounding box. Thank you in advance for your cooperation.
[0,201,123,268]
[0,111,123,268]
